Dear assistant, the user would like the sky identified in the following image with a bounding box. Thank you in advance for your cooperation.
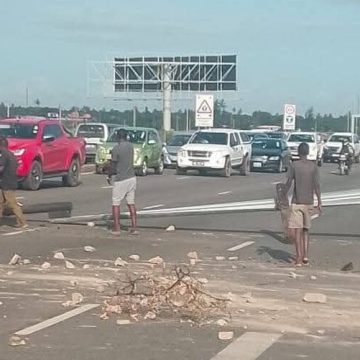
[1,0,360,115]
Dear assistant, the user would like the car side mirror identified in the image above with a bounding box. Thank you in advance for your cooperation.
[43,135,55,143]
[148,139,157,145]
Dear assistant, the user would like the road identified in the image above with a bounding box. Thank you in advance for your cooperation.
[1,163,360,359]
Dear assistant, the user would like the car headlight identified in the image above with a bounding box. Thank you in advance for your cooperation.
[13,148,25,156]
[178,150,187,158]
[269,156,280,160]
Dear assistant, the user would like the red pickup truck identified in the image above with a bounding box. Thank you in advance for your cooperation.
[0,117,86,190]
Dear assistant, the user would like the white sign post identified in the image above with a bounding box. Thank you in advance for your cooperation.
[283,104,296,131]
[195,94,214,127]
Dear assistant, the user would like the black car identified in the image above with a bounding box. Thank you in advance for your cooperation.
[250,139,291,173]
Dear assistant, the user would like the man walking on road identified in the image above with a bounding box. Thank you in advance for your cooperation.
[108,129,138,236]
[0,137,27,228]
[284,142,322,267]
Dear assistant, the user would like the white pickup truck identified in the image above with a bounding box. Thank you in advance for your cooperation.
[323,132,360,163]
[176,128,252,177]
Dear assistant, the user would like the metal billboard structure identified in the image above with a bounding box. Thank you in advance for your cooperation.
[88,55,237,131]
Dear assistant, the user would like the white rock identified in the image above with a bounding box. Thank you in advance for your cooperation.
[310,275,317,281]
[216,319,228,326]
[148,256,164,265]
[144,311,157,320]
[116,319,131,325]
[71,292,84,305]
[228,256,238,261]
[114,257,128,267]
[303,293,327,304]
[9,254,21,266]
[215,256,225,261]
[129,254,140,261]
[65,261,76,269]
[87,222,95,227]
[54,252,65,260]
[198,278,208,284]
[41,262,51,269]
[0,301,3,305]
[189,259,197,266]
[6,271,13,276]
[96,285,106,293]
[166,225,176,232]
[289,272,298,279]
[23,259,31,265]
[8,336,26,346]
[231,265,238,269]
[84,246,96,252]
[70,280,78,287]
[317,329,325,335]
[218,331,234,340]
[187,251,199,260]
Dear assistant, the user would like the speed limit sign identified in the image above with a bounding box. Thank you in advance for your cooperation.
[283,104,296,130]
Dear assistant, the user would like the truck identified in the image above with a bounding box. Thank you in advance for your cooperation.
[0,117,86,190]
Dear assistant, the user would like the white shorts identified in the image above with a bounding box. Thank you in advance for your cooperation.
[112,177,137,206]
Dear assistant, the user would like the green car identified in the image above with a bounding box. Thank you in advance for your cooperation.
[95,127,164,176]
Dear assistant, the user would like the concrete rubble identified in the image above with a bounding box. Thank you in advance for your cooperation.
[41,262,51,269]
[114,257,128,267]
[65,260,76,269]
[218,331,234,340]
[187,251,199,260]
[166,225,176,232]
[8,336,26,347]
[54,252,65,260]
[129,254,140,261]
[84,246,96,252]
[9,254,21,266]
[303,293,327,304]
[148,256,164,265]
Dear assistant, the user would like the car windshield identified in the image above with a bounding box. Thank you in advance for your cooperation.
[288,134,315,143]
[0,123,39,139]
[329,135,351,143]
[108,129,147,144]
[168,134,192,146]
[76,124,105,138]
[190,132,228,145]
[252,140,281,149]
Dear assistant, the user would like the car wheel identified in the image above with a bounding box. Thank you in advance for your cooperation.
[22,160,42,191]
[138,159,148,176]
[277,159,283,173]
[239,156,249,176]
[221,157,231,177]
[176,167,186,175]
[63,157,81,187]
[154,157,164,175]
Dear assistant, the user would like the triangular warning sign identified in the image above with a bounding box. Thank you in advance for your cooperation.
[197,100,212,114]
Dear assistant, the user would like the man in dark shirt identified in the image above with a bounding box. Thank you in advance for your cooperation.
[108,129,137,236]
[284,142,322,267]
[0,137,27,228]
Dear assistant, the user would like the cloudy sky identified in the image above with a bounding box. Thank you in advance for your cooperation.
[1,0,360,115]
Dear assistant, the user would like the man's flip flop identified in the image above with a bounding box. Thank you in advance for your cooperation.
[109,230,121,236]
[129,230,139,236]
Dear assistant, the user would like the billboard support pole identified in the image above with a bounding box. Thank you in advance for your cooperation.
[163,64,172,133]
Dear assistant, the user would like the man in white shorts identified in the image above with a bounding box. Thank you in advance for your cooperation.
[108,129,138,236]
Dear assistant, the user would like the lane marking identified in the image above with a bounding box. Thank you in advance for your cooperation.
[15,304,99,336]
[177,176,190,180]
[218,191,231,195]
[211,332,282,360]
[2,227,42,237]
[227,241,255,252]
[82,171,95,175]
[101,185,113,189]
[143,204,164,210]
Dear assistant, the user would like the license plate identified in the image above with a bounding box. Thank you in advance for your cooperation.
[253,162,262,168]
[192,161,204,166]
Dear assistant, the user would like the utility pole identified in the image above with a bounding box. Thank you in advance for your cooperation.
[6,104,10,117]
[133,106,137,127]
[186,108,189,131]
[26,87,29,107]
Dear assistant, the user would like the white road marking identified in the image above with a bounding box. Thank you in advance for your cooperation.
[82,171,95,175]
[227,241,255,252]
[143,204,164,210]
[211,332,282,360]
[177,176,190,180]
[101,185,113,189]
[15,304,99,336]
[218,191,231,195]
[2,227,42,237]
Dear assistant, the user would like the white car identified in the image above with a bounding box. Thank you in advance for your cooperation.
[287,132,323,165]
[324,132,360,163]
[177,128,252,177]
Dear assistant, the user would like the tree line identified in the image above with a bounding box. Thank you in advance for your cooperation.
[0,101,352,133]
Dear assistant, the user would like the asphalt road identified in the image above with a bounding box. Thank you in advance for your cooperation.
[1,162,360,359]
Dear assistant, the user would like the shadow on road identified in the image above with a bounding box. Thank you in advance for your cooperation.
[256,245,294,263]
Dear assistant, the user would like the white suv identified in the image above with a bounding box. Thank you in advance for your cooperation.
[176,128,252,177]
[324,132,360,163]
[287,132,323,165]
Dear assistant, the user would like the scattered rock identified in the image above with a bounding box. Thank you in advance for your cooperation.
[70,280,78,287]
[242,292,256,304]
[6,271,13,276]
[216,319,228,327]
[54,252,65,260]
[129,254,140,261]
[231,265,237,269]
[243,325,248,330]
[87,222,95,227]
[0,301,3,305]
[23,259,31,265]
[41,262,51,269]
[8,335,26,346]
[71,292,84,305]
[189,259,197,266]
[317,329,325,335]
[9,254,21,266]
[96,285,106,293]
[116,319,131,325]
[215,256,225,261]
[341,262,353,272]
[65,261,76,269]
[218,331,234,340]
[228,256,238,261]
[144,311,157,320]
[114,257,128,267]
[187,251,199,260]
[289,272,298,279]
[166,225,176,232]
[148,256,164,265]
[310,275,317,281]
[84,246,96,252]
[83,264,90,269]
[303,293,327,304]
[198,278,208,284]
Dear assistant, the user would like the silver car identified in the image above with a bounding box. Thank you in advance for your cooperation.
[163,131,194,167]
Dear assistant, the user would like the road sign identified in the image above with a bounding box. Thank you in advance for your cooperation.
[283,104,296,130]
[196,94,214,127]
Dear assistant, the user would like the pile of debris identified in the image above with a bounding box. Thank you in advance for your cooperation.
[100,265,230,323]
